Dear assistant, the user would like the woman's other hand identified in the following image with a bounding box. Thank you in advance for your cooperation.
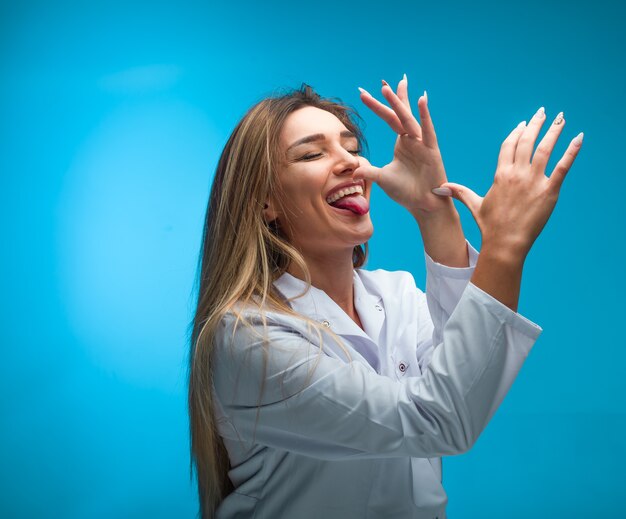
[435,108,583,310]
[437,108,583,262]
[355,75,451,217]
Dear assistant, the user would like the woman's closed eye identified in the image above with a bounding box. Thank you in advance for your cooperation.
[300,149,360,161]
[300,152,323,160]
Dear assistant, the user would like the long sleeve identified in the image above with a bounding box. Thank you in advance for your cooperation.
[212,282,541,460]
[417,240,479,372]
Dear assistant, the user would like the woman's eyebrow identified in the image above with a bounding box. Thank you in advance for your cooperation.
[286,130,356,151]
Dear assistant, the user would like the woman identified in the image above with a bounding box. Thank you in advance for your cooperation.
[188,76,582,518]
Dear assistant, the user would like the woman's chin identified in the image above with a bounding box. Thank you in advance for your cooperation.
[348,221,374,245]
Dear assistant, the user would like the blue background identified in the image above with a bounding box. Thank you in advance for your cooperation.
[2,0,625,517]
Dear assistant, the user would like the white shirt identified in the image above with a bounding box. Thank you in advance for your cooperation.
[212,243,542,518]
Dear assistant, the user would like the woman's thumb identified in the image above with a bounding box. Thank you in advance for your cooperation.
[353,160,383,184]
[432,182,483,217]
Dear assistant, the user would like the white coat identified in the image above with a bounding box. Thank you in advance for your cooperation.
[212,243,542,518]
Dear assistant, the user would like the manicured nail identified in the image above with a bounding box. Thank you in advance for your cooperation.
[432,187,452,196]
[534,106,545,118]
[424,90,428,102]
[573,132,584,146]
[382,79,389,87]
[403,73,407,82]
[517,120,527,129]
[554,112,564,125]
[358,87,371,96]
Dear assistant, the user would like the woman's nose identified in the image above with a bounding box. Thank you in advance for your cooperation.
[332,148,360,176]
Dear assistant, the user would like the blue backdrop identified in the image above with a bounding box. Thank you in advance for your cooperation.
[2,0,625,517]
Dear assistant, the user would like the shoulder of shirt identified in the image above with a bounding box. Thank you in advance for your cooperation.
[217,302,316,341]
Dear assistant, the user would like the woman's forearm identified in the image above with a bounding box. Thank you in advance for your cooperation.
[412,200,469,268]
[470,246,524,312]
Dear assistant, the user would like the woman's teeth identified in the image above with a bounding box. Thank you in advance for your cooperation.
[326,185,364,204]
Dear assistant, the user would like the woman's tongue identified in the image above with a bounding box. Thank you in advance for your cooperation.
[330,193,370,215]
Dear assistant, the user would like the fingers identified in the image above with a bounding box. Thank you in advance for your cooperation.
[359,87,404,134]
[417,92,438,149]
[396,74,412,112]
[515,107,547,164]
[353,159,383,184]
[548,132,584,192]
[530,111,566,174]
[433,182,484,220]
[497,121,527,168]
[381,80,423,138]
[359,75,425,138]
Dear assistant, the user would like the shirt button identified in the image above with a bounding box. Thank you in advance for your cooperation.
[399,362,407,373]
[321,320,331,328]
[374,304,383,311]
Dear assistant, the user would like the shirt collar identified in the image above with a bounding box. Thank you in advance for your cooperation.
[273,270,383,342]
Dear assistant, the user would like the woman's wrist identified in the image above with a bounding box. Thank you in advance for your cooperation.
[413,203,469,267]
[480,235,530,266]
[407,190,456,222]
[470,249,525,312]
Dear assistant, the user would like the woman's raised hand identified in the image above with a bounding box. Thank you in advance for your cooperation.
[437,108,583,261]
[355,75,451,216]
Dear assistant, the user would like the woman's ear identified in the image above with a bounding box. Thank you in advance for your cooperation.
[263,200,280,223]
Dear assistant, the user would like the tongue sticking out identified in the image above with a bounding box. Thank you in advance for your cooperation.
[330,193,370,215]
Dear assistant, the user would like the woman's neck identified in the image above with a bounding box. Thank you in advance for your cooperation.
[287,249,362,329]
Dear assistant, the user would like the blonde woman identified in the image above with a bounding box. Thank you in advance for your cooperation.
[188,76,582,518]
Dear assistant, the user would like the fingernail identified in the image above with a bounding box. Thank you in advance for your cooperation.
[382,79,389,87]
[424,90,428,102]
[403,73,407,82]
[358,87,370,96]
[517,120,527,129]
[573,132,584,146]
[432,187,452,196]
[534,106,545,118]
[554,111,564,125]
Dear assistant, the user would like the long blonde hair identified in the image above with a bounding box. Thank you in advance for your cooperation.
[188,84,368,517]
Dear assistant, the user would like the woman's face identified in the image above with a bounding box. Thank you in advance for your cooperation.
[270,106,374,260]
